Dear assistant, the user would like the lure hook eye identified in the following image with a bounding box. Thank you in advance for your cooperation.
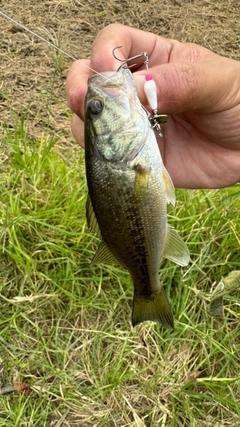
[112,46,149,73]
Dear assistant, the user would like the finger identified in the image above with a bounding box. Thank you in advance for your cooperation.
[134,56,240,114]
[71,113,85,147]
[90,23,168,72]
[66,59,92,120]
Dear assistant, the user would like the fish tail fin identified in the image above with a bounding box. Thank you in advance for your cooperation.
[132,288,174,329]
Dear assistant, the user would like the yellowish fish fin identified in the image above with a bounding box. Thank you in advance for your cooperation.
[91,241,119,265]
[163,224,190,266]
[132,288,174,328]
[134,163,151,201]
[162,165,175,206]
[86,194,101,236]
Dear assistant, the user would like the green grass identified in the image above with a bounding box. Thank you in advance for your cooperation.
[0,118,239,427]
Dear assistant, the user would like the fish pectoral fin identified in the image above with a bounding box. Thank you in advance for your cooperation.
[132,288,174,329]
[133,163,151,200]
[86,194,101,237]
[91,241,119,265]
[162,166,175,206]
[163,224,190,266]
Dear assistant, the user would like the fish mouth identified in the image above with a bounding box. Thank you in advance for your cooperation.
[88,72,125,98]
[100,85,122,97]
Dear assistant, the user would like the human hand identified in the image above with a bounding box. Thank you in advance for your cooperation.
[66,24,240,188]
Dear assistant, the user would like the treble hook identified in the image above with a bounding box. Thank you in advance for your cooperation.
[112,46,149,73]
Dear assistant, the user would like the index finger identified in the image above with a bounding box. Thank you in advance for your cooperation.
[90,24,171,72]
[66,58,91,120]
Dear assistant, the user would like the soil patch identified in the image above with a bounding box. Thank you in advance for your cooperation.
[1,0,240,143]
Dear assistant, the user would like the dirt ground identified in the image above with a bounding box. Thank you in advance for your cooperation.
[1,0,240,145]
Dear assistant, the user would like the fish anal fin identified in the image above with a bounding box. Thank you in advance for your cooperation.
[132,288,174,329]
[163,224,190,266]
[162,166,175,206]
[91,241,119,266]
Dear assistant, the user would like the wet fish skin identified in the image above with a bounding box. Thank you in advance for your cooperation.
[84,67,190,328]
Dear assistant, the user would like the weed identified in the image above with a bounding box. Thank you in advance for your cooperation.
[0,117,239,426]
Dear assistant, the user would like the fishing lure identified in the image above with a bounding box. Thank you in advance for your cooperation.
[112,46,168,137]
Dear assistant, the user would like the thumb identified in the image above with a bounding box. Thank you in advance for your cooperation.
[134,57,240,114]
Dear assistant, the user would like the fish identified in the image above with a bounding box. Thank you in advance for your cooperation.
[84,66,190,328]
[210,270,240,317]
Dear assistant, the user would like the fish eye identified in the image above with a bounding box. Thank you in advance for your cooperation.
[88,99,104,116]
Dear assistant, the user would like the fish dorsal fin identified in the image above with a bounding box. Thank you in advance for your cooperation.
[86,194,101,237]
[91,241,119,265]
[162,166,175,206]
[163,224,190,266]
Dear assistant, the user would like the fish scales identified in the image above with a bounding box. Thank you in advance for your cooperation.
[84,67,190,328]
[87,157,166,285]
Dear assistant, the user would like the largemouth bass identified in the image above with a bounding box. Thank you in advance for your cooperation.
[84,67,190,328]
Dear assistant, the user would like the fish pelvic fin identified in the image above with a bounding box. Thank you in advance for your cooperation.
[132,288,174,329]
[86,194,101,237]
